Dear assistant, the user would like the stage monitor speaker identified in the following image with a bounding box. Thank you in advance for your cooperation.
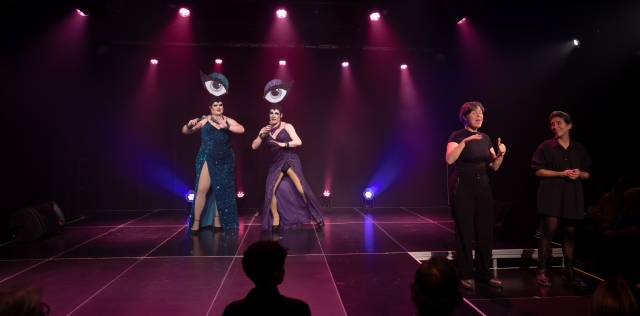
[8,202,66,242]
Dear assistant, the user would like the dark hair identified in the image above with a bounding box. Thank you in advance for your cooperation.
[242,241,288,286]
[548,111,572,125]
[589,277,639,316]
[0,285,45,316]
[269,104,283,114]
[210,96,222,105]
[458,102,484,123]
[410,256,463,316]
[624,187,640,206]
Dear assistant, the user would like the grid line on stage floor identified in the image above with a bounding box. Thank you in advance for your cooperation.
[0,207,600,316]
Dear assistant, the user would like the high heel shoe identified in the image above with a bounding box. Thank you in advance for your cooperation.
[213,226,223,232]
[189,219,200,235]
[316,220,325,228]
[272,225,280,232]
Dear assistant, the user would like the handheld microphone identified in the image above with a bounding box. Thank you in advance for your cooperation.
[188,115,207,129]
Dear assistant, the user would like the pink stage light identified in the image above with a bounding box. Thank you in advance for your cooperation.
[279,60,286,66]
[323,190,331,197]
[276,9,287,19]
[215,59,223,64]
[150,59,158,64]
[341,62,349,67]
[370,12,381,21]
[179,8,190,17]
[400,64,408,69]
[457,17,467,25]
[237,191,245,198]
[76,9,88,16]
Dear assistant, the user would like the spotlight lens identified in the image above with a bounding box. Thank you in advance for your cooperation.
[363,189,374,200]
[342,62,349,67]
[400,64,407,69]
[186,190,195,202]
[150,59,158,64]
[179,8,190,17]
[457,17,467,25]
[276,9,287,18]
[215,59,223,64]
[573,39,580,46]
[323,190,331,197]
[237,191,245,198]
[279,60,286,65]
[370,12,381,21]
[76,9,88,16]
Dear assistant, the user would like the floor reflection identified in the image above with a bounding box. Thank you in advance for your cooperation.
[188,228,240,256]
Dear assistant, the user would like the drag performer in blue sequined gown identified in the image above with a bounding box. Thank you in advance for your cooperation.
[251,80,324,231]
[182,72,245,234]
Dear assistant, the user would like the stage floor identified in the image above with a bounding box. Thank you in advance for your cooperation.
[0,207,600,315]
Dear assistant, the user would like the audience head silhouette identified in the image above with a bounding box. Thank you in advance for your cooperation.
[410,256,463,316]
[0,285,48,316]
[589,277,639,316]
[242,240,288,287]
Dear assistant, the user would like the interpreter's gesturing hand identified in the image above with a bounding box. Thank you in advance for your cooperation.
[497,137,506,156]
[568,169,580,180]
[463,134,483,143]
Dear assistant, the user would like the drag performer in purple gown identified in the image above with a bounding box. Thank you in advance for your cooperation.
[251,79,325,231]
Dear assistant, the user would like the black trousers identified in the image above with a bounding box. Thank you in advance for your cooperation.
[450,173,493,280]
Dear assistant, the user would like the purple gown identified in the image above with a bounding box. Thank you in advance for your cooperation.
[261,126,324,230]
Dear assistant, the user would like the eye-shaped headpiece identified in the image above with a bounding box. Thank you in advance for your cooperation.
[200,71,229,96]
[263,79,293,104]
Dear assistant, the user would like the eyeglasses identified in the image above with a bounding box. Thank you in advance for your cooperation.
[212,103,223,107]
[42,303,50,316]
[269,111,280,115]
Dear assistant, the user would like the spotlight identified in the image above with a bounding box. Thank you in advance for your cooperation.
[150,59,158,64]
[276,9,287,19]
[237,191,245,198]
[370,12,381,21]
[342,62,349,67]
[279,60,286,65]
[76,8,89,16]
[400,64,407,69]
[185,190,195,202]
[362,188,374,209]
[321,191,331,209]
[457,17,467,25]
[215,59,223,64]
[573,38,580,46]
[178,8,190,17]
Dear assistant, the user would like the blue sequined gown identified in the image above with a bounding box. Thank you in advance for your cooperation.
[261,126,324,230]
[190,122,239,230]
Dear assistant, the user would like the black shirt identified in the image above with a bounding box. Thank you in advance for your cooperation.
[531,138,592,219]
[448,129,493,175]
[222,287,311,316]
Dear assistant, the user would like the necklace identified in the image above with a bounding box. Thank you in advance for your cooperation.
[270,122,281,135]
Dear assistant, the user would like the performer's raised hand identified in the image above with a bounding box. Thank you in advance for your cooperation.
[463,134,483,143]
[497,137,506,156]
[209,116,222,130]
[187,118,200,129]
